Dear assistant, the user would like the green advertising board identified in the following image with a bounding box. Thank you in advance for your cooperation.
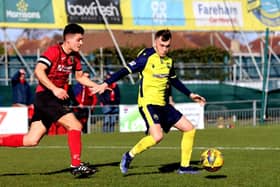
[0,0,54,23]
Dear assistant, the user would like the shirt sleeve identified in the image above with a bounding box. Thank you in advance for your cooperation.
[170,77,191,97]
[73,54,82,71]
[105,48,153,84]
[37,46,59,68]
[126,48,150,73]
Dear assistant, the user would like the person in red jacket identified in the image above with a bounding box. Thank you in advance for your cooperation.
[99,72,120,132]
[73,71,98,133]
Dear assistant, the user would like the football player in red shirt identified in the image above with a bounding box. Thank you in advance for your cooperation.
[0,23,101,177]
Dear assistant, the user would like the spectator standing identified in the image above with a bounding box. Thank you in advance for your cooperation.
[73,71,98,133]
[99,72,120,132]
[11,68,34,123]
[11,68,33,107]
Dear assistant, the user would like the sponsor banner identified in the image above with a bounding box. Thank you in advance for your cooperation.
[65,0,122,24]
[0,0,54,23]
[119,105,146,132]
[0,0,280,31]
[175,103,205,129]
[250,0,280,27]
[0,107,28,134]
[131,0,185,26]
[119,103,204,133]
[247,0,261,12]
[0,0,66,29]
[193,1,243,27]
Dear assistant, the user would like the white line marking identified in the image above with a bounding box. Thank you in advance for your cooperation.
[20,146,280,151]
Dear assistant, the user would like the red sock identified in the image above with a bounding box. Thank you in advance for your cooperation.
[0,134,24,147]
[68,130,81,167]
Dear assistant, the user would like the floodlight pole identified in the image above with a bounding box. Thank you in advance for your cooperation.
[3,28,9,85]
[95,0,135,84]
[260,28,269,124]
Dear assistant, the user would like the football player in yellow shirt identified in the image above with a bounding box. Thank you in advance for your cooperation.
[98,29,206,174]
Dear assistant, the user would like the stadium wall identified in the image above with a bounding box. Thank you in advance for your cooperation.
[1,84,279,110]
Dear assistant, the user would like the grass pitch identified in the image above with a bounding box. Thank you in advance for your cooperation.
[0,125,280,187]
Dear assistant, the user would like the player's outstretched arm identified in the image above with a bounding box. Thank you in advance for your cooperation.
[75,70,106,94]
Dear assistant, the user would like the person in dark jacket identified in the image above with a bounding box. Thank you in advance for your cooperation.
[99,72,120,132]
[11,68,33,107]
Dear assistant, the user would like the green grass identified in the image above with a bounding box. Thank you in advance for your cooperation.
[1,125,280,187]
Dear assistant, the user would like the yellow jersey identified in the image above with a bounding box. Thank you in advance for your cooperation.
[125,47,176,106]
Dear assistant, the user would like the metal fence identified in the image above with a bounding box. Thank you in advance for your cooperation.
[205,107,280,128]
[84,101,280,133]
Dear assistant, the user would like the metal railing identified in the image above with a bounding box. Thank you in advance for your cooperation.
[205,107,280,128]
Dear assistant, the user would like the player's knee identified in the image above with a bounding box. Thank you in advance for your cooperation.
[24,138,40,146]
[63,120,83,130]
[181,123,195,132]
[152,133,163,143]
[67,123,83,131]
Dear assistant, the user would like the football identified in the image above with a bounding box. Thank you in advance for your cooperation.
[200,148,224,172]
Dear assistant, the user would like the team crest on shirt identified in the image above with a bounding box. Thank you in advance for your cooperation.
[153,114,159,121]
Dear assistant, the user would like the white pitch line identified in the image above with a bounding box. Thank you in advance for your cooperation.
[21,145,280,151]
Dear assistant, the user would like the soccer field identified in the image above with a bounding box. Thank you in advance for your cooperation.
[0,125,280,187]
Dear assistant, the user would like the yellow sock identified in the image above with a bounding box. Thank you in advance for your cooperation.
[181,129,196,167]
[129,135,156,157]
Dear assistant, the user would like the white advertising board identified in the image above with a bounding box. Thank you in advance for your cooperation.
[119,103,204,132]
[0,107,28,134]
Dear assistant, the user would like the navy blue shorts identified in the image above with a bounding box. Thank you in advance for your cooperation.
[139,104,182,133]
[31,90,72,129]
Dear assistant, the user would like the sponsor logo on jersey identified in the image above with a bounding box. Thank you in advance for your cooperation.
[153,73,169,78]
[57,65,73,72]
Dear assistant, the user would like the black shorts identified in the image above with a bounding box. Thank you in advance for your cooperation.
[139,104,182,133]
[31,90,72,129]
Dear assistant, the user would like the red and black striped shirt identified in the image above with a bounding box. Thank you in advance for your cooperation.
[36,44,82,93]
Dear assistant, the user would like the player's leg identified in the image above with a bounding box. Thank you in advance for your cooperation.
[120,125,161,174]
[58,112,95,177]
[58,112,82,167]
[174,116,198,174]
[109,115,114,132]
[103,115,109,132]
[120,105,162,174]
[130,124,162,157]
[23,121,47,146]
[0,120,46,147]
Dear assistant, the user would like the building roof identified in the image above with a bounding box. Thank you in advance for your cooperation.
[246,36,280,54]
[0,31,249,55]
[81,30,199,53]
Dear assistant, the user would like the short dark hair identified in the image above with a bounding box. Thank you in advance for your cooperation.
[155,29,172,41]
[63,23,84,39]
